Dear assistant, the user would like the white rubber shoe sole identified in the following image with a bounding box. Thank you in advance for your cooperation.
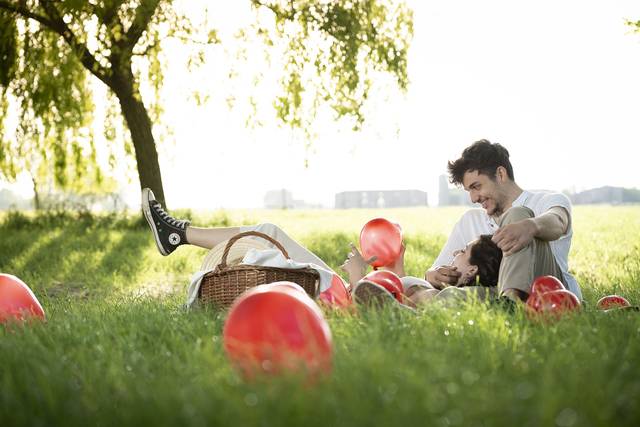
[141,188,169,256]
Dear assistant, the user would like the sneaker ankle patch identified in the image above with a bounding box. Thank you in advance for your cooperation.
[168,233,181,245]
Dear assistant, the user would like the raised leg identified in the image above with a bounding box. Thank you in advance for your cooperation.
[497,207,564,297]
[142,188,329,268]
[186,226,242,250]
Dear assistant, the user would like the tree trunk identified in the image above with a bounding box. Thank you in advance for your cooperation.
[31,174,40,210]
[111,71,166,208]
[0,2,168,208]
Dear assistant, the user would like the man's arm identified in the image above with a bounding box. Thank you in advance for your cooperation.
[425,215,469,289]
[492,206,570,256]
[532,206,570,240]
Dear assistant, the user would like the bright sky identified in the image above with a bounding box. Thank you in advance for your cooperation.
[4,0,640,209]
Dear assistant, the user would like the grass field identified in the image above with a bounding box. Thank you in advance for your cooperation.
[1,206,639,426]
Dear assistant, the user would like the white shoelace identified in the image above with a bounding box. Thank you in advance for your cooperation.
[152,202,189,230]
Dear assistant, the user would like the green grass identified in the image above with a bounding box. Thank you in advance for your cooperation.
[1,206,639,426]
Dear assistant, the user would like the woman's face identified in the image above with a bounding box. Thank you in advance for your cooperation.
[451,239,479,286]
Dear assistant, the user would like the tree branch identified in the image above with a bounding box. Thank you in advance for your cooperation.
[0,0,56,28]
[124,0,161,51]
[0,0,113,86]
[38,0,113,86]
[93,0,128,57]
[95,0,124,27]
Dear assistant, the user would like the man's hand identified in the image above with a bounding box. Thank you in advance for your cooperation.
[492,218,537,256]
[425,265,461,290]
[340,243,376,285]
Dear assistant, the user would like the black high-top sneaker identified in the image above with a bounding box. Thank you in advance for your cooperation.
[141,188,190,256]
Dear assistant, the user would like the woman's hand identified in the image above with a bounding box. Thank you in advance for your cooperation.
[379,243,406,277]
[340,243,377,286]
[425,265,461,290]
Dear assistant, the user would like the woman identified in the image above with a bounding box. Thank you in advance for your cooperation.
[342,235,503,307]
[142,188,503,307]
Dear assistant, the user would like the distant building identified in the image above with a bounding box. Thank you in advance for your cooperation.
[335,190,428,209]
[569,186,640,205]
[438,175,473,207]
[264,189,294,209]
[264,189,323,209]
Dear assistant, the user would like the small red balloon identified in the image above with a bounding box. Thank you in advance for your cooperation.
[319,275,352,309]
[530,275,565,295]
[223,285,332,379]
[0,274,45,323]
[597,295,630,310]
[362,270,403,302]
[526,289,580,319]
[359,218,403,268]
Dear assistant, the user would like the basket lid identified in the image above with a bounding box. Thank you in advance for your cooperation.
[200,235,270,271]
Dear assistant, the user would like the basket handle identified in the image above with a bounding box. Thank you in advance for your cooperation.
[219,231,290,269]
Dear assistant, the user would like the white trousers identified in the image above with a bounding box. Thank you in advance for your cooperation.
[239,223,332,271]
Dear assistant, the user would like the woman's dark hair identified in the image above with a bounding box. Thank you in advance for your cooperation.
[468,234,503,287]
[447,139,514,186]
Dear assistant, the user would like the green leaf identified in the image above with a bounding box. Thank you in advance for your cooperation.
[207,29,220,44]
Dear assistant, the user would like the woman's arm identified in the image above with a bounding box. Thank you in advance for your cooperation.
[340,243,376,286]
[379,243,406,277]
[341,243,407,286]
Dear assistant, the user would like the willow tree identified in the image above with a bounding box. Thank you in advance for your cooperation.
[0,0,413,207]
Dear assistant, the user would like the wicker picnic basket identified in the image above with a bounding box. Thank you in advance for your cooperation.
[198,231,320,308]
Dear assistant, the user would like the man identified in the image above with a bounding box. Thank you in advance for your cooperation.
[425,139,581,303]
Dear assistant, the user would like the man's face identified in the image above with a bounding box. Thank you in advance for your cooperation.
[462,170,507,216]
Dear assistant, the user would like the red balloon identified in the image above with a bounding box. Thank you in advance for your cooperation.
[360,218,403,268]
[319,275,352,309]
[526,289,581,319]
[597,295,630,310]
[362,270,403,302]
[223,285,332,379]
[0,274,45,323]
[530,275,565,295]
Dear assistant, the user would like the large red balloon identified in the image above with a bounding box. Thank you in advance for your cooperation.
[362,270,403,302]
[319,275,352,309]
[223,284,332,379]
[526,289,580,319]
[265,281,307,296]
[596,295,630,310]
[359,218,403,268]
[530,275,565,295]
[0,273,45,323]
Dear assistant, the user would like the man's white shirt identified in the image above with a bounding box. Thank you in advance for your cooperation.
[431,190,582,300]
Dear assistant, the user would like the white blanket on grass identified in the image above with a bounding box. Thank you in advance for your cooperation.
[186,248,334,307]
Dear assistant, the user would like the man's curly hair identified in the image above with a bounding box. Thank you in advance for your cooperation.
[447,139,514,186]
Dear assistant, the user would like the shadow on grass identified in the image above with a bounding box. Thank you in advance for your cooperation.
[1,221,149,299]
[0,228,64,276]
